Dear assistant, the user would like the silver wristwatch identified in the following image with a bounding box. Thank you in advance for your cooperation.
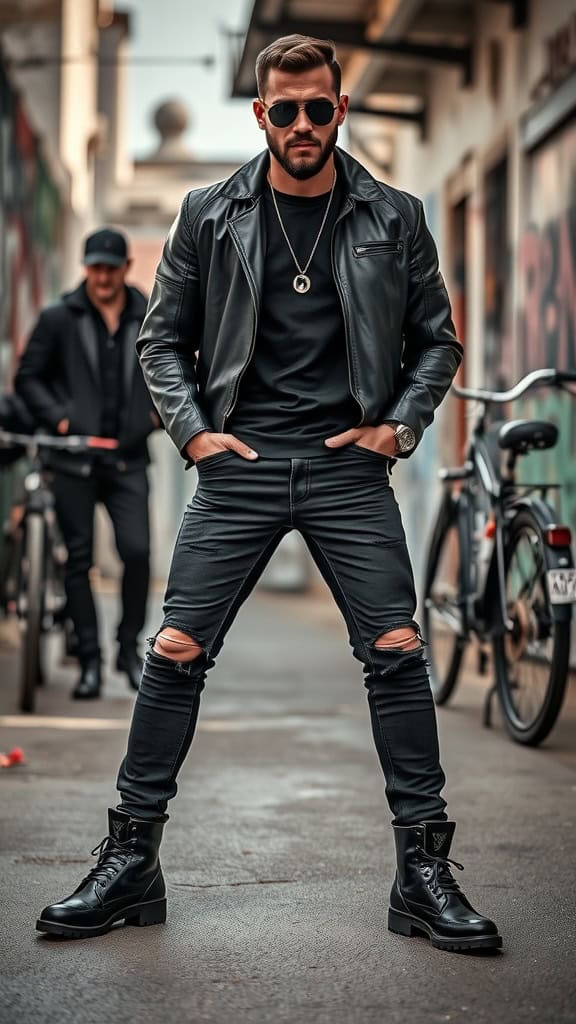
[393,423,416,454]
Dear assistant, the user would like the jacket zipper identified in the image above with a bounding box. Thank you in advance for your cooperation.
[221,214,259,430]
[353,240,403,258]
[331,199,367,425]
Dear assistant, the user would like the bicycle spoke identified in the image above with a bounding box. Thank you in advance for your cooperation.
[427,597,461,634]
[424,511,467,705]
[502,524,556,728]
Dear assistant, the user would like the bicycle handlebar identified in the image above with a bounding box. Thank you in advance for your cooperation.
[451,368,576,403]
[0,430,119,451]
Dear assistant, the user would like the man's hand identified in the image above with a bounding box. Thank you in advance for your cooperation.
[185,431,259,463]
[56,418,69,435]
[324,424,396,456]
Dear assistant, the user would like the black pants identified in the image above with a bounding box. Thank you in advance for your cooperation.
[53,464,150,664]
[117,448,447,825]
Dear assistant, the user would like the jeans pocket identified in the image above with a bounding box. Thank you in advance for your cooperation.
[195,450,236,470]
[351,443,390,465]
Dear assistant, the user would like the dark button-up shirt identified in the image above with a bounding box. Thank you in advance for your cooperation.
[82,283,132,440]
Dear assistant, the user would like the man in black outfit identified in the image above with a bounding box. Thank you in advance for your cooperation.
[37,38,502,951]
[16,228,159,699]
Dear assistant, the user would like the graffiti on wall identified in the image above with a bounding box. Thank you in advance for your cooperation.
[0,63,61,385]
[0,63,61,522]
[515,119,576,531]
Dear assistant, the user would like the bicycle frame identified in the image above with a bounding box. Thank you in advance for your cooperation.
[18,465,66,625]
[442,369,576,642]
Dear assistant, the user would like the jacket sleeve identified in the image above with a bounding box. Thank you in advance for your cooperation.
[136,194,211,455]
[14,311,69,431]
[383,199,463,452]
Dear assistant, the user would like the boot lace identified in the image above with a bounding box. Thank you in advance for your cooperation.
[78,834,133,889]
[420,849,464,897]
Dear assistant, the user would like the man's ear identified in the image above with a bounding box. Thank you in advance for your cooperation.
[252,99,266,130]
[336,94,349,126]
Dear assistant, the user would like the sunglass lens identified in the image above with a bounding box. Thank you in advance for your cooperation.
[267,100,336,127]
[306,100,335,125]
[268,101,299,127]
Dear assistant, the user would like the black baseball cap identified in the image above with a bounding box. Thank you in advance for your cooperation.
[83,228,129,267]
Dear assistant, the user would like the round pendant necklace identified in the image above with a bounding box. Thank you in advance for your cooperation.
[268,170,337,294]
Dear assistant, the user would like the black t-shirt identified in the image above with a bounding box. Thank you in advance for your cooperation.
[227,182,361,457]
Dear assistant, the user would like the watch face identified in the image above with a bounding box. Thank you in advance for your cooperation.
[395,426,416,452]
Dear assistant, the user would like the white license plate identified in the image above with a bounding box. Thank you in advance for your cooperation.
[546,568,576,604]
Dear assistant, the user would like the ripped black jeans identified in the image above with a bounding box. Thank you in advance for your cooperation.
[117,447,447,825]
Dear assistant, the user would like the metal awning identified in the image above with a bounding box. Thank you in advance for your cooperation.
[231,0,528,139]
[0,1,59,28]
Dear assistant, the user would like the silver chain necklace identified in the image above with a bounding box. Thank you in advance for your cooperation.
[268,170,337,294]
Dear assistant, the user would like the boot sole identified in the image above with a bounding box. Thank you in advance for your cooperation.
[36,898,167,939]
[388,908,502,952]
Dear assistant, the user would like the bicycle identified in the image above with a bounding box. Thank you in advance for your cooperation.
[422,368,576,746]
[0,430,118,713]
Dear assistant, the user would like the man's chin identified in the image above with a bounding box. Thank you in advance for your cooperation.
[266,126,338,183]
[284,155,324,180]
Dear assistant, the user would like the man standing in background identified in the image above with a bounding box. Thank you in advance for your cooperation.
[15,228,159,699]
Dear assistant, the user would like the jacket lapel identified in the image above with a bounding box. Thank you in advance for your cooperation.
[77,313,99,383]
[122,319,140,402]
[227,200,265,315]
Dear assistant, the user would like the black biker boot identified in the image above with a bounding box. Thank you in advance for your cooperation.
[72,658,102,699]
[36,808,166,938]
[388,820,502,952]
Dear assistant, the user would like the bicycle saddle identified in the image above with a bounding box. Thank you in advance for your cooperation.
[497,419,558,453]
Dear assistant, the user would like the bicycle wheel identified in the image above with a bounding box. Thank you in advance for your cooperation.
[493,509,571,745]
[18,513,45,713]
[423,496,467,704]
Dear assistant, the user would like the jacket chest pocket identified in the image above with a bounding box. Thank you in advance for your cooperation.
[352,240,404,258]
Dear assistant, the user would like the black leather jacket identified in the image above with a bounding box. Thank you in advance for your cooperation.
[16,284,156,475]
[137,147,463,457]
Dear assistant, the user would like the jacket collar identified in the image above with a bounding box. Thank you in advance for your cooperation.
[61,283,145,398]
[62,281,148,320]
[221,146,384,204]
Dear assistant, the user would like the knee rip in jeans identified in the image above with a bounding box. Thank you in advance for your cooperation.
[369,626,427,679]
[148,627,204,671]
[374,626,424,653]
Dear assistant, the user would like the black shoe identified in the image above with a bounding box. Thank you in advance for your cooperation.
[116,648,143,692]
[72,659,102,700]
[65,619,80,655]
[36,809,166,939]
[388,821,502,952]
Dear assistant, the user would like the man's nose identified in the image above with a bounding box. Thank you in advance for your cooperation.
[292,106,314,132]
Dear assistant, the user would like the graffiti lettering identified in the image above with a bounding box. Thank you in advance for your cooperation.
[518,207,576,374]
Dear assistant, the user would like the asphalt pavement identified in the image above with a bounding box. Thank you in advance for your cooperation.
[1,585,575,1024]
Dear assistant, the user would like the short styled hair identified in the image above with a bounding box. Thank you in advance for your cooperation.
[255,34,341,99]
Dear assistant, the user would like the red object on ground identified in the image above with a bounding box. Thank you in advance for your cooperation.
[0,747,25,767]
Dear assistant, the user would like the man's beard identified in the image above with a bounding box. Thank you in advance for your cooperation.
[266,125,338,181]
[88,283,125,306]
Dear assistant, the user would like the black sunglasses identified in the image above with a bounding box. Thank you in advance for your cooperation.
[262,99,338,128]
